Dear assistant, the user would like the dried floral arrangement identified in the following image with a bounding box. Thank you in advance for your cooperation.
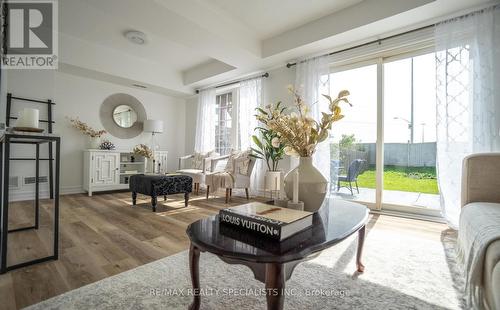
[68,117,107,138]
[257,86,350,157]
[133,144,153,159]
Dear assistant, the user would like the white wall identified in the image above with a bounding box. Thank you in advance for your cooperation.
[4,70,186,200]
[184,66,296,173]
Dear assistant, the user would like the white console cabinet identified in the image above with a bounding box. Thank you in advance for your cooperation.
[83,149,168,196]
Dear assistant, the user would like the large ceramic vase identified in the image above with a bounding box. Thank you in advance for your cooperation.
[284,156,328,212]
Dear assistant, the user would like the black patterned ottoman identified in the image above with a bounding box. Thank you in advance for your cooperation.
[129,174,193,212]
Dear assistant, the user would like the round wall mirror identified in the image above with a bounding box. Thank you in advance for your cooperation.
[113,105,138,128]
[100,93,146,139]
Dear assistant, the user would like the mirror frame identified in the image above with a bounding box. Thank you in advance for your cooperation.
[100,93,147,139]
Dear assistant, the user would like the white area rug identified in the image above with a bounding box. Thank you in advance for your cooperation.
[27,226,464,309]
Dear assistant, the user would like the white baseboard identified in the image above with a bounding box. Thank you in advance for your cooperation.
[8,185,85,202]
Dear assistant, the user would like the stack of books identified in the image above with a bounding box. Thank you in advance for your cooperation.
[218,202,313,241]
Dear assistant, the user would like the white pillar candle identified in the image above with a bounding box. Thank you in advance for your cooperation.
[16,110,26,127]
[24,108,39,128]
[16,108,39,128]
[292,169,299,203]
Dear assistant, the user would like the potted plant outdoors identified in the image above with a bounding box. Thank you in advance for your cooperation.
[263,86,351,212]
[68,117,107,149]
[252,102,286,199]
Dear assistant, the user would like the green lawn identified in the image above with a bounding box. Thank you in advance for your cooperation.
[354,165,439,194]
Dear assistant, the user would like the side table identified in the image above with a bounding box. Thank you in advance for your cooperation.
[0,132,61,274]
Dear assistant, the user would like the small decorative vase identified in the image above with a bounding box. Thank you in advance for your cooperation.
[88,136,100,149]
[284,156,328,212]
[265,171,282,191]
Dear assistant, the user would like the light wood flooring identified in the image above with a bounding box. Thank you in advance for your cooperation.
[0,191,448,309]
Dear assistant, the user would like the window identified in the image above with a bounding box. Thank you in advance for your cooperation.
[215,92,233,155]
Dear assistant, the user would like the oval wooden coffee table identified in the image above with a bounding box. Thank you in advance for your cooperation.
[186,199,369,310]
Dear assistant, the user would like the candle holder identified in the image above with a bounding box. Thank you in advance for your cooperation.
[287,201,304,211]
[274,198,289,208]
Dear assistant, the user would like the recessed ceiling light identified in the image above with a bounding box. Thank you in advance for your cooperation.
[124,31,147,45]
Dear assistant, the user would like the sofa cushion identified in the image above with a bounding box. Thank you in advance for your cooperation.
[484,239,500,310]
[460,202,500,309]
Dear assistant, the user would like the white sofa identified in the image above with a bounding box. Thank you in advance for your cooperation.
[461,153,500,310]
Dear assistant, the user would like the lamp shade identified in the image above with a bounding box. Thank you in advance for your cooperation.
[143,119,163,133]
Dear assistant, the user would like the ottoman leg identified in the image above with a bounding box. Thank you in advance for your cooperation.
[132,192,137,206]
[151,195,157,212]
[184,192,189,207]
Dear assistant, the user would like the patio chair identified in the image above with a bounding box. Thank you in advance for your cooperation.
[337,159,365,195]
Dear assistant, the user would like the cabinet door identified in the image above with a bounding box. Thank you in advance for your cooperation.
[93,153,119,185]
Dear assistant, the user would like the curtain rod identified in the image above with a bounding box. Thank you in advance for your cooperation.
[285,24,435,68]
[286,3,500,68]
[195,72,269,94]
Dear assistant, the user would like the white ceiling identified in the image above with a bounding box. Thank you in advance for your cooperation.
[59,0,211,71]
[56,0,497,97]
[204,0,364,39]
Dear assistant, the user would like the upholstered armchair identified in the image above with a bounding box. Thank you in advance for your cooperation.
[205,154,256,203]
[176,153,216,195]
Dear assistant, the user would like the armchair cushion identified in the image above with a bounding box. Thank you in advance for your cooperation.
[192,151,214,170]
[206,171,234,190]
[176,168,204,184]
[224,149,252,175]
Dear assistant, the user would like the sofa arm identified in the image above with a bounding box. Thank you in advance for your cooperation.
[461,153,500,207]
[178,154,194,170]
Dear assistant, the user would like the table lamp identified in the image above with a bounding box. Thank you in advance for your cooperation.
[144,119,163,173]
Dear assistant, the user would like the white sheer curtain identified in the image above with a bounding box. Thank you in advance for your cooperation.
[239,78,265,194]
[295,56,332,181]
[435,6,500,228]
[194,88,216,153]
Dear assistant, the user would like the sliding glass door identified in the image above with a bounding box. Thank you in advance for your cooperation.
[328,51,440,216]
[329,63,378,207]
[382,52,439,214]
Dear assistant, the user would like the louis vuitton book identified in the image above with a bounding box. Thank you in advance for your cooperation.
[219,202,313,241]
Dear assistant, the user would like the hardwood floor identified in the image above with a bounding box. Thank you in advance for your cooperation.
[0,191,448,309]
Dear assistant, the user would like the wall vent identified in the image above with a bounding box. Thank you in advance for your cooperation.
[9,176,20,189]
[24,176,48,185]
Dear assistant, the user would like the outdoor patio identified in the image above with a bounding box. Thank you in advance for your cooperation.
[330,187,441,210]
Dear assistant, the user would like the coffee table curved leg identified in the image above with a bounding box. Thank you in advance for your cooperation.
[265,263,285,310]
[356,225,366,273]
[189,243,201,310]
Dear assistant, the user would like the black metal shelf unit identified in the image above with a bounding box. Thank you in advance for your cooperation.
[0,133,61,274]
[0,93,60,274]
[5,93,55,198]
